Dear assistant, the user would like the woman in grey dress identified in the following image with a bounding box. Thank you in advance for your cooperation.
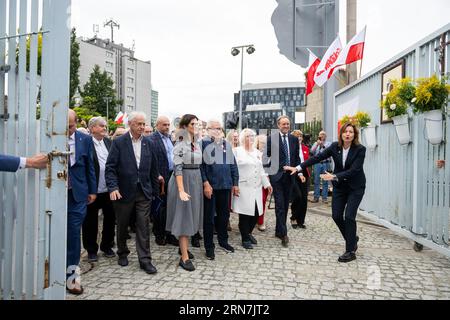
[166,114,204,271]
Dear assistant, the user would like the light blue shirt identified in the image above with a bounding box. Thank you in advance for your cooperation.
[158,131,174,171]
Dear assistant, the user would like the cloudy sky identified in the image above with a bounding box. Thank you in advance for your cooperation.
[71,0,450,121]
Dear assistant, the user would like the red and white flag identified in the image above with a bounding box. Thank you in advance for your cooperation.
[314,35,343,87]
[306,49,321,96]
[115,111,125,124]
[335,26,366,67]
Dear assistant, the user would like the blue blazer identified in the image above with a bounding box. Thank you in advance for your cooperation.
[148,131,171,182]
[263,132,301,183]
[105,134,160,202]
[300,142,366,191]
[69,131,97,203]
[0,154,20,172]
[200,138,239,190]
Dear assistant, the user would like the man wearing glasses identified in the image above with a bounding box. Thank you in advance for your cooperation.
[200,120,239,260]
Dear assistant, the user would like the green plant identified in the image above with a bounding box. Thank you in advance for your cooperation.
[355,111,371,128]
[412,75,450,113]
[381,78,416,118]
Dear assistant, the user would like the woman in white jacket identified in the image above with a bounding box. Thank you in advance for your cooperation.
[232,129,273,249]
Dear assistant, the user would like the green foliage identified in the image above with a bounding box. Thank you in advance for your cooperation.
[73,106,100,128]
[355,111,371,128]
[381,78,415,118]
[413,75,450,113]
[80,65,121,119]
[70,28,81,107]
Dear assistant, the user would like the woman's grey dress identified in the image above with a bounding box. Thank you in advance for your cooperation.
[166,140,204,238]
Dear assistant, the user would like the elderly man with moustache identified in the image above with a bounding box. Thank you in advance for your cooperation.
[105,111,160,274]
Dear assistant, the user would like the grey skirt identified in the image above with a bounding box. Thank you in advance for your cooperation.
[166,169,204,238]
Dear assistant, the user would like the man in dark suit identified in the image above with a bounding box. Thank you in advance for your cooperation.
[67,109,97,295]
[0,153,47,172]
[81,117,116,263]
[262,116,300,247]
[149,116,179,246]
[106,111,160,274]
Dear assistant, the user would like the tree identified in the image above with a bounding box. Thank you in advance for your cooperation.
[81,65,121,119]
[70,28,81,107]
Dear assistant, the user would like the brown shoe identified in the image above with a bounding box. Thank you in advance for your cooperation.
[281,236,289,248]
[67,284,84,295]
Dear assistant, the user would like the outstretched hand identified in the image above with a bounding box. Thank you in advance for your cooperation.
[283,166,298,175]
[320,171,335,181]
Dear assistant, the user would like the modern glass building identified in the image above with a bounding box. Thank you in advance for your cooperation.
[151,89,159,127]
[223,82,306,132]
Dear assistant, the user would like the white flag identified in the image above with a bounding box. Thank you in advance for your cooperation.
[313,36,343,87]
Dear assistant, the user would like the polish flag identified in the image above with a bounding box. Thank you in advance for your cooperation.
[115,111,125,124]
[313,36,343,87]
[335,26,366,67]
[306,49,321,96]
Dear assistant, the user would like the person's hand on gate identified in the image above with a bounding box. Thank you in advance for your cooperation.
[26,153,48,169]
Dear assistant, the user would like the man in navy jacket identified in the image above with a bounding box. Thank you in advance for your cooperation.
[106,111,160,275]
[66,109,97,295]
[200,120,239,260]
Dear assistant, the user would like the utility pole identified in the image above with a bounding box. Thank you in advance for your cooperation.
[104,19,120,43]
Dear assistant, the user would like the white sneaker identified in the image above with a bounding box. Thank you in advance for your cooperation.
[257,223,266,231]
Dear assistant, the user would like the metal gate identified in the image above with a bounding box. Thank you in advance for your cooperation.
[1,0,71,299]
[334,24,450,258]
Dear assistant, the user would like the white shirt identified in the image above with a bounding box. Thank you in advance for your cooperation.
[280,132,290,163]
[19,157,27,169]
[68,133,76,167]
[93,137,109,193]
[343,147,350,167]
[130,132,143,168]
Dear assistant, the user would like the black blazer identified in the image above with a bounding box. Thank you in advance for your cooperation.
[148,131,171,182]
[105,134,160,202]
[301,142,366,191]
[92,137,112,189]
[263,132,301,183]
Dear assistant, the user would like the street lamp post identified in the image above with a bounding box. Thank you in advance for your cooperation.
[231,44,255,132]
[104,96,113,132]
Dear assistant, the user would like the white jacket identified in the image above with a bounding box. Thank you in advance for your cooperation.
[231,147,271,216]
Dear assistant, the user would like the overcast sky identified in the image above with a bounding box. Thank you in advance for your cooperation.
[71,0,450,122]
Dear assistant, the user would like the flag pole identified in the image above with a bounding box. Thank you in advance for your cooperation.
[359,58,363,79]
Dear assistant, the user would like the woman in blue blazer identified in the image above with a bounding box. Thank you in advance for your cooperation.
[285,122,366,263]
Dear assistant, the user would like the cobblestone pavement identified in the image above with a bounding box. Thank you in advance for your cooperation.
[69,199,450,300]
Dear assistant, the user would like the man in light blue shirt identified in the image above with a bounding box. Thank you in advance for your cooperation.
[309,131,332,203]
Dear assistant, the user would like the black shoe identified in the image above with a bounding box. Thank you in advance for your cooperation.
[102,249,115,258]
[179,258,195,271]
[281,236,289,248]
[191,237,200,248]
[338,252,356,263]
[118,256,129,267]
[219,243,235,253]
[87,253,98,262]
[205,248,215,260]
[242,241,253,250]
[298,224,306,229]
[167,236,179,247]
[178,248,195,260]
[290,219,298,229]
[275,234,284,240]
[354,236,359,252]
[248,234,258,245]
[140,261,157,274]
[155,237,167,246]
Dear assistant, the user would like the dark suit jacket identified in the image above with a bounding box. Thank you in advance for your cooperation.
[105,133,159,202]
[0,154,20,172]
[148,131,171,182]
[69,131,97,203]
[300,142,366,191]
[92,137,112,189]
[263,132,301,183]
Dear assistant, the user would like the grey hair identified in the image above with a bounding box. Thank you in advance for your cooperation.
[277,115,291,125]
[128,111,147,123]
[239,128,256,147]
[207,119,222,129]
[88,116,107,129]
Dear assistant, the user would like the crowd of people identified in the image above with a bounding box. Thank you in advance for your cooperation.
[0,109,371,296]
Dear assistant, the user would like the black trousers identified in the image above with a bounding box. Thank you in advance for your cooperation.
[204,189,231,250]
[82,192,116,254]
[238,203,258,242]
[272,173,292,237]
[291,177,309,226]
[113,187,152,262]
[331,187,365,253]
